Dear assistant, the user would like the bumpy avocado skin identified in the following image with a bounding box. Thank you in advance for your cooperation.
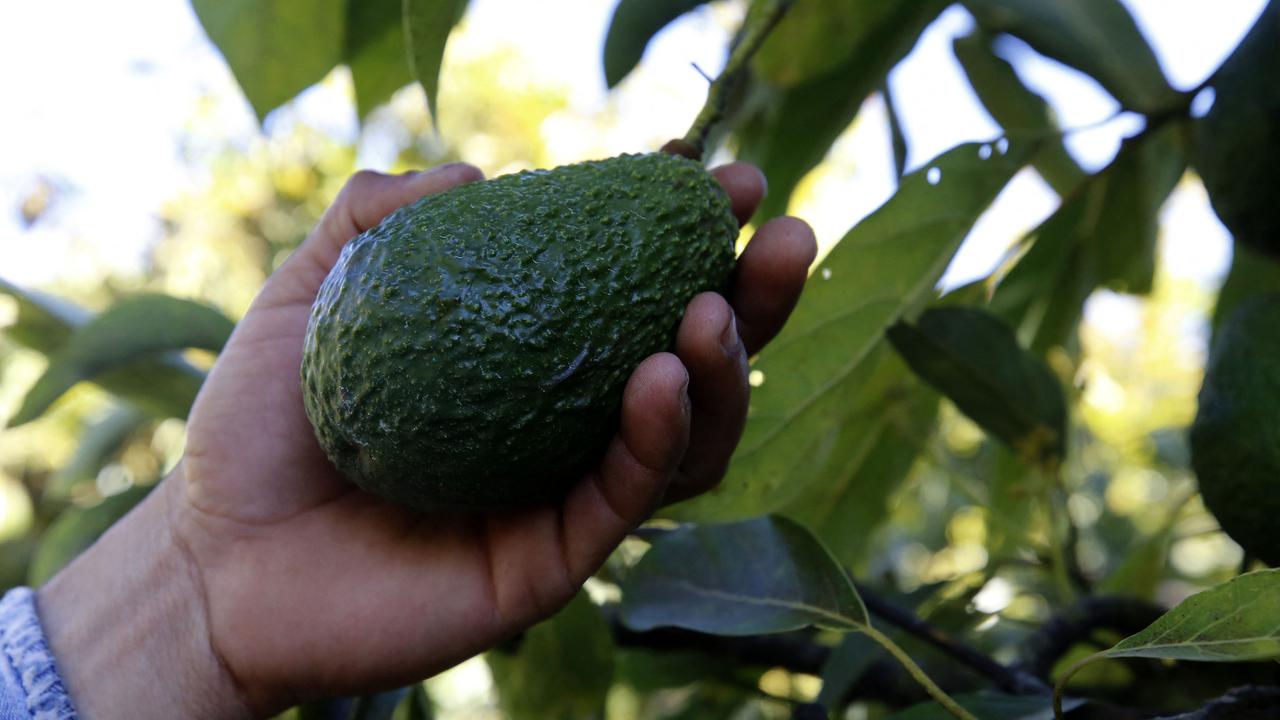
[301,153,737,509]
[1190,294,1280,566]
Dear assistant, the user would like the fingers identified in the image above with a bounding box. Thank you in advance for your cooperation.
[732,216,817,354]
[712,163,767,227]
[310,163,484,269]
[666,293,749,503]
[558,353,691,583]
[263,164,483,308]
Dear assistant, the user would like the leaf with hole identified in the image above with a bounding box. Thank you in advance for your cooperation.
[191,0,346,123]
[952,30,1084,196]
[888,306,1066,465]
[620,516,867,635]
[602,0,707,88]
[672,141,1028,522]
[9,295,234,426]
[961,0,1177,114]
[404,0,469,124]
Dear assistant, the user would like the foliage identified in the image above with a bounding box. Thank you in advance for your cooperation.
[5,0,1280,718]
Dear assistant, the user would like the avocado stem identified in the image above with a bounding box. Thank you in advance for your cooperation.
[680,0,795,159]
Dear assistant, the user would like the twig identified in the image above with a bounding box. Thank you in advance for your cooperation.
[1020,596,1165,681]
[855,583,1050,695]
[681,0,795,158]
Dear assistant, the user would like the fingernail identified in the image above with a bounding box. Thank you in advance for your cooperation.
[720,311,740,358]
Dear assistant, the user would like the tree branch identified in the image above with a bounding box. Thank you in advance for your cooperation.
[855,582,1050,695]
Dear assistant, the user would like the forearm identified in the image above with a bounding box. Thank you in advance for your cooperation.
[36,476,251,720]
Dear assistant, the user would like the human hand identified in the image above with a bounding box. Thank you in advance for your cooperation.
[38,160,816,718]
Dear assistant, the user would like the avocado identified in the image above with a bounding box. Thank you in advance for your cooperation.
[301,153,737,509]
[1190,294,1280,566]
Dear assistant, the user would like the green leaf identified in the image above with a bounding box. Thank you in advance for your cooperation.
[10,294,234,426]
[620,516,868,635]
[952,31,1085,196]
[395,685,433,720]
[889,693,1083,720]
[1103,570,1280,662]
[991,124,1185,353]
[1194,0,1280,260]
[346,0,415,120]
[782,346,938,568]
[487,592,614,720]
[404,0,469,124]
[191,0,347,123]
[753,0,916,89]
[887,307,1067,464]
[0,276,87,354]
[735,0,945,221]
[602,0,707,88]
[1212,243,1280,333]
[961,0,1177,115]
[46,404,148,497]
[0,281,208,420]
[674,142,1028,521]
[28,484,153,586]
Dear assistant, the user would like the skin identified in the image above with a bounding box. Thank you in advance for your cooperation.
[36,161,816,718]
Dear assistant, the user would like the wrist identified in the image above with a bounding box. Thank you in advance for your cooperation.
[36,472,252,720]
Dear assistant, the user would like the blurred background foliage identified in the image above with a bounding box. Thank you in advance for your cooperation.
[2,0,1279,718]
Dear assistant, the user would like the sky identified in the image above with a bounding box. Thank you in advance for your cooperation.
[0,0,1268,305]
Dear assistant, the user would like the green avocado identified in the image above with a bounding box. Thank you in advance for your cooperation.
[301,153,737,509]
[1190,294,1280,566]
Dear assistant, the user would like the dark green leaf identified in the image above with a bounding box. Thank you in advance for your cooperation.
[991,124,1185,353]
[674,141,1027,521]
[1212,244,1280,333]
[735,0,945,221]
[888,692,1083,719]
[28,484,153,586]
[0,538,36,595]
[753,0,914,89]
[602,0,707,88]
[1194,0,1280,261]
[620,516,867,635]
[961,0,1177,114]
[0,276,87,354]
[952,30,1085,196]
[404,0,469,123]
[46,404,148,497]
[10,294,234,426]
[346,0,415,119]
[0,281,208,420]
[817,632,881,707]
[888,306,1067,464]
[1102,570,1280,662]
[487,592,614,720]
[191,0,347,123]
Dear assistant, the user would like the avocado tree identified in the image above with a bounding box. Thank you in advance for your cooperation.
[3,0,1280,718]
